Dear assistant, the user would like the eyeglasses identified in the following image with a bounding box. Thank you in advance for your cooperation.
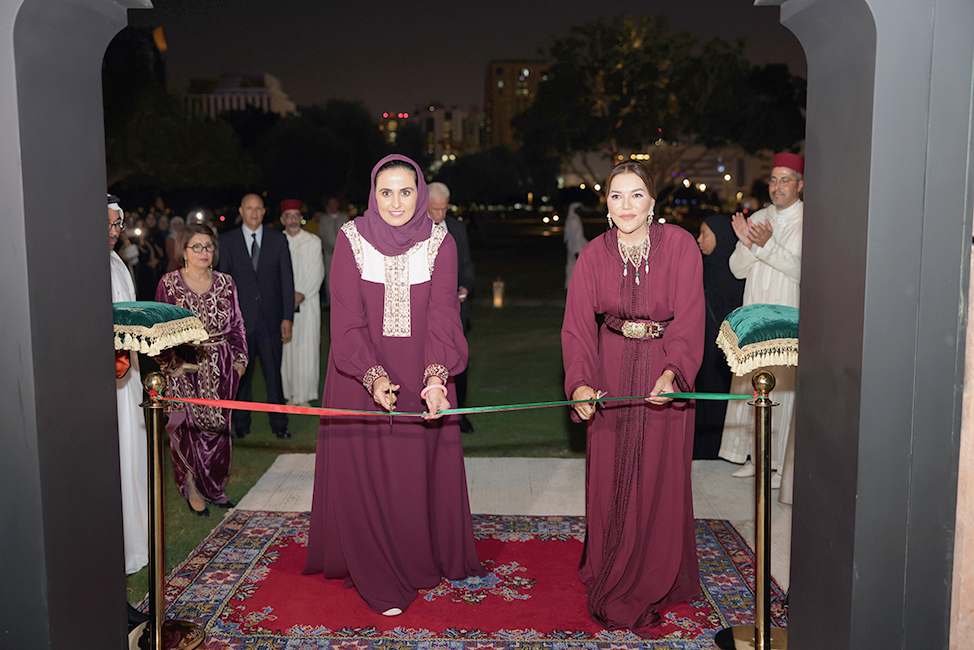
[768,177,796,187]
[186,243,215,253]
[109,219,125,231]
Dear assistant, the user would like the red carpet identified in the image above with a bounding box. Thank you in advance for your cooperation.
[152,511,786,649]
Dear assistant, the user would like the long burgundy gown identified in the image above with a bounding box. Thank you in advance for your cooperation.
[155,270,248,504]
[562,222,705,635]
[303,220,485,614]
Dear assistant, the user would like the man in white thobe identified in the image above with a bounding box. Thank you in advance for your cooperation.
[109,194,149,576]
[280,199,325,406]
[719,152,804,505]
[563,202,587,288]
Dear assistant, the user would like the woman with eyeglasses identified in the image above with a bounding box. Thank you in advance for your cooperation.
[155,223,248,515]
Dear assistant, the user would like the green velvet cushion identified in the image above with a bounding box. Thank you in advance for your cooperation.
[113,301,208,356]
[717,303,799,376]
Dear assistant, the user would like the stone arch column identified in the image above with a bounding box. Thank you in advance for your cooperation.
[762,0,974,647]
[0,0,149,647]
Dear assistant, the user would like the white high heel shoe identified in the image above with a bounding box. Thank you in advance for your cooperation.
[382,608,403,617]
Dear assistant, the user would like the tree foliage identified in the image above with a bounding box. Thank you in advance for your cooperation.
[251,100,387,206]
[104,27,256,191]
[106,95,257,191]
[433,147,533,205]
[513,14,806,190]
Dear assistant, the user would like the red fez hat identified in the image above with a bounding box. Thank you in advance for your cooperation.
[772,152,805,175]
[280,199,302,213]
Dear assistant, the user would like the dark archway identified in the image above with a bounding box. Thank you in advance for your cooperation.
[0,0,148,647]
[767,0,974,647]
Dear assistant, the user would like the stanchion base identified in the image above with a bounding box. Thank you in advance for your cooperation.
[135,619,206,650]
[714,625,787,649]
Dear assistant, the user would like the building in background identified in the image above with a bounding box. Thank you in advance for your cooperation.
[559,144,802,210]
[484,60,549,150]
[419,103,483,162]
[379,110,411,145]
[186,72,295,118]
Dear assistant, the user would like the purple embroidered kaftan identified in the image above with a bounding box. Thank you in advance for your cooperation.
[303,221,485,614]
[562,223,705,635]
[155,270,248,503]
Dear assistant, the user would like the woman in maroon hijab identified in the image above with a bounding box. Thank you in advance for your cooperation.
[562,161,705,637]
[303,155,485,616]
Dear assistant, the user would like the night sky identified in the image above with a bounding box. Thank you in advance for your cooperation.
[128,0,806,116]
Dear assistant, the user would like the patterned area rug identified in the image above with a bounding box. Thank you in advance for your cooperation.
[151,512,786,649]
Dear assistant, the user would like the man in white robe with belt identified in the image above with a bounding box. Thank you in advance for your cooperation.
[280,199,325,406]
[718,152,803,505]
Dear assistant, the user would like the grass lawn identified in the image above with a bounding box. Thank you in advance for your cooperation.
[126,217,597,604]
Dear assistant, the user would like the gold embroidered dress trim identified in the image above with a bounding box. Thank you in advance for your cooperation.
[362,365,389,392]
[342,220,365,273]
[382,245,422,337]
[426,225,447,274]
[345,221,447,338]
[424,364,449,385]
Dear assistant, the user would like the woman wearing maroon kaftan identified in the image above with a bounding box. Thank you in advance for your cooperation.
[303,155,485,616]
[156,224,248,515]
[562,162,705,636]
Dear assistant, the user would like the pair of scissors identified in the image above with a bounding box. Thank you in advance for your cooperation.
[386,387,396,426]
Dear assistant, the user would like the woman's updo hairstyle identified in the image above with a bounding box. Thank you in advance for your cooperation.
[604,161,657,200]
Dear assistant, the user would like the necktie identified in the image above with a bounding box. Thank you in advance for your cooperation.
[250,232,260,271]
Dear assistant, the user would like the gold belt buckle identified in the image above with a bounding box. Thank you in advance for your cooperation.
[622,321,648,339]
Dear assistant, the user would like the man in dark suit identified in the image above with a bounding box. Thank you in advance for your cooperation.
[428,182,475,432]
[219,193,295,439]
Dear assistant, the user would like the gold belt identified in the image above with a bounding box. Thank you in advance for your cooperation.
[605,314,669,339]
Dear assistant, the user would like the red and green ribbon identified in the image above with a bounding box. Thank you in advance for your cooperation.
[148,390,751,420]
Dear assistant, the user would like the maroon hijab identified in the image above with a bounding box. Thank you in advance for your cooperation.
[355,154,431,256]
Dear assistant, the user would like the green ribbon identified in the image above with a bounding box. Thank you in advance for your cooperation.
[436,392,752,416]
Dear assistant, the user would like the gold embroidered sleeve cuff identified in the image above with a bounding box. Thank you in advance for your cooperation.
[423,364,449,386]
[362,365,389,393]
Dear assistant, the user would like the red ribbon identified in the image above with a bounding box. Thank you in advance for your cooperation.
[150,392,406,418]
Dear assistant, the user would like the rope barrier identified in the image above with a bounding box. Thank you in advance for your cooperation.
[148,389,752,419]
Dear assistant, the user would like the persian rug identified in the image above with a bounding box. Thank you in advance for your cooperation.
[151,512,787,649]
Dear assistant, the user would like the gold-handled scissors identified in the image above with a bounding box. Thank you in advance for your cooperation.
[386,387,396,426]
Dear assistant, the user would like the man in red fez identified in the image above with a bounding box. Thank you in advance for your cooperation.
[719,152,804,505]
[279,199,325,407]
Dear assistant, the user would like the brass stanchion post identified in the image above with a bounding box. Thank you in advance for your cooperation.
[714,371,787,649]
[141,373,205,650]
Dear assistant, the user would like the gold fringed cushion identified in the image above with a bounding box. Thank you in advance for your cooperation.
[113,301,208,357]
[717,304,799,376]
